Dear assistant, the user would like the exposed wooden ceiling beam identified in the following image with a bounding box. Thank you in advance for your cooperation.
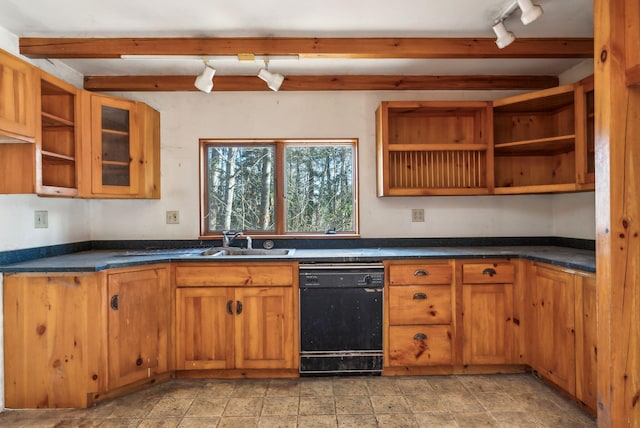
[83,75,559,92]
[21,37,593,59]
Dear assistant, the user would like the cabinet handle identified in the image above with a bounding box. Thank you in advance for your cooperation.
[110,295,119,311]
[135,357,143,367]
[414,269,429,276]
[236,300,243,314]
[482,268,497,277]
[226,300,234,315]
[413,333,427,340]
[413,293,427,300]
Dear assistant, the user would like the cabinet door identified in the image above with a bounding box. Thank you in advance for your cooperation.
[387,325,453,366]
[176,287,234,370]
[90,95,140,196]
[531,265,576,393]
[107,266,170,388]
[234,287,295,369]
[0,49,36,142]
[575,274,597,410]
[462,284,514,365]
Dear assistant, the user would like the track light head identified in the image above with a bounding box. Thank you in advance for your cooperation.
[194,63,216,93]
[492,21,516,49]
[517,0,543,25]
[257,63,285,91]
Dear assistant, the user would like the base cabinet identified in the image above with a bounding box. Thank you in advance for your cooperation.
[575,273,597,410]
[2,264,170,408]
[530,263,577,394]
[175,263,298,372]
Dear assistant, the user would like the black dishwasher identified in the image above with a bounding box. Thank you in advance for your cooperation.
[299,263,384,376]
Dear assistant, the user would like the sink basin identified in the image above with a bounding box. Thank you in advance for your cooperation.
[200,247,295,257]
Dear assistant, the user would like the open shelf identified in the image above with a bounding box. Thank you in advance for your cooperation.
[494,134,576,155]
[41,111,74,128]
[388,143,489,152]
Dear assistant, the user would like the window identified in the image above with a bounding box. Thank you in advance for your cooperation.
[200,138,358,237]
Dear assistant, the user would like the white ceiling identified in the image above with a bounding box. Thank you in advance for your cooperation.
[0,0,594,78]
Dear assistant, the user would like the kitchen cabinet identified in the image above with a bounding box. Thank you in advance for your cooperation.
[80,92,160,198]
[626,0,640,86]
[376,101,493,196]
[493,84,580,194]
[461,261,516,365]
[529,263,577,394]
[0,48,36,143]
[2,264,171,408]
[107,266,170,389]
[575,75,595,189]
[384,261,455,368]
[574,272,597,411]
[175,262,298,372]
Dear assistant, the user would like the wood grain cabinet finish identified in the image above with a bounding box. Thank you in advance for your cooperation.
[80,93,160,199]
[626,0,640,86]
[175,263,298,371]
[376,101,493,196]
[0,48,36,143]
[384,261,455,368]
[574,273,597,410]
[529,263,577,394]
[107,266,170,389]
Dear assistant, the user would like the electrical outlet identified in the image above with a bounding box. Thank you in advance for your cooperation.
[34,210,48,228]
[166,210,180,224]
[411,208,425,222]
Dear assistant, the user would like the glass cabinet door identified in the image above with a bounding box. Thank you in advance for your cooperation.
[91,96,139,195]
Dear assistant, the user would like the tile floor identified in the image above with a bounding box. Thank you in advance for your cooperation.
[0,374,596,427]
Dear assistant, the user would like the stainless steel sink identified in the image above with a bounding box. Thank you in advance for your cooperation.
[200,247,294,256]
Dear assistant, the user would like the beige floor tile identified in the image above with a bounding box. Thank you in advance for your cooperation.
[217,416,258,428]
[490,410,540,428]
[473,391,524,412]
[404,394,447,413]
[365,377,402,395]
[427,376,468,393]
[376,413,419,427]
[261,396,299,416]
[414,412,458,428]
[439,392,485,413]
[458,375,505,393]
[146,397,194,418]
[266,379,301,397]
[137,417,181,427]
[231,380,269,397]
[299,396,336,415]
[297,414,338,427]
[163,380,205,399]
[185,397,229,417]
[337,414,378,427]
[396,377,435,395]
[257,415,298,428]
[200,380,238,397]
[223,397,263,417]
[369,395,410,414]
[300,379,334,396]
[332,378,369,396]
[452,412,499,427]
[178,416,221,427]
[335,396,373,414]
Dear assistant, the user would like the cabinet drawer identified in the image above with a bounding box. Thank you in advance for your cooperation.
[462,263,515,284]
[388,325,453,366]
[388,264,452,285]
[175,263,295,287]
[388,285,452,325]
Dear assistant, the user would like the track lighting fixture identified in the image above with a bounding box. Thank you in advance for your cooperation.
[257,59,285,91]
[194,61,216,93]
[517,0,543,25]
[492,21,516,49]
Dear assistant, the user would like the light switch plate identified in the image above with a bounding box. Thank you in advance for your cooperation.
[34,210,48,228]
[166,210,180,224]
[411,208,425,222]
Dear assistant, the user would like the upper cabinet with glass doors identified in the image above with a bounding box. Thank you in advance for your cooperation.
[80,92,160,199]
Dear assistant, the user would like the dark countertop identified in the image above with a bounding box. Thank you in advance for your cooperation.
[0,245,595,273]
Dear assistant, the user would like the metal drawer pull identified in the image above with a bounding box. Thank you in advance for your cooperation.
[413,333,427,340]
[226,300,234,315]
[482,268,497,277]
[110,295,119,311]
[414,269,429,276]
[412,293,427,300]
[236,300,243,314]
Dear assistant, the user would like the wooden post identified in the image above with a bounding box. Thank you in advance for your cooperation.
[595,0,640,425]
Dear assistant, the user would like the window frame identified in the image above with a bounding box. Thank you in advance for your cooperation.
[199,138,359,239]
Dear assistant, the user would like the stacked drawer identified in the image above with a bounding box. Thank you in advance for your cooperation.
[386,262,454,366]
